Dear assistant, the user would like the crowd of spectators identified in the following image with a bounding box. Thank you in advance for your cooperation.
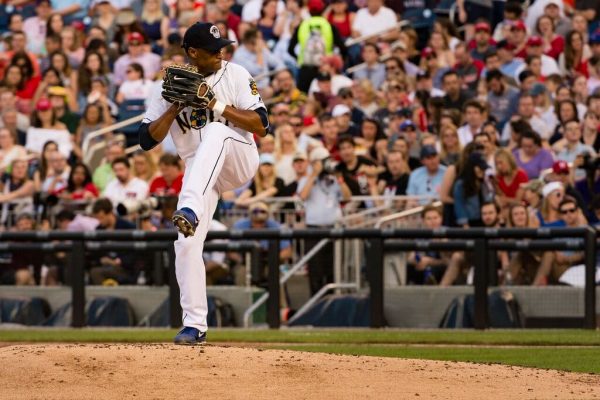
[1,0,600,290]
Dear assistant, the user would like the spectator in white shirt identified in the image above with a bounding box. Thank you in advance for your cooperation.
[103,156,149,207]
[457,100,486,146]
[115,62,154,104]
[351,0,398,41]
[41,151,71,195]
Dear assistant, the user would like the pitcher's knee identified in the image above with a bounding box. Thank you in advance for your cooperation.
[203,122,228,136]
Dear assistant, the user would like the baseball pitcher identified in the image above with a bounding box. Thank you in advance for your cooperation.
[139,22,269,345]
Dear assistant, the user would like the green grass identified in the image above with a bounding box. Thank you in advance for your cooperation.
[0,328,600,346]
[271,344,600,374]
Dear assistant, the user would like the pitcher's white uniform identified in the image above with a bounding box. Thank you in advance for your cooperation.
[143,61,263,331]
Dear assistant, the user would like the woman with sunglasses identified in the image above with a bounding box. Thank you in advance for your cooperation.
[533,181,566,228]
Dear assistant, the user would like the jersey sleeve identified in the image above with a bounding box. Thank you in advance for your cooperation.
[232,64,266,112]
[142,82,169,124]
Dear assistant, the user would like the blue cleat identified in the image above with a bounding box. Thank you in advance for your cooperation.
[174,327,207,345]
[172,207,198,238]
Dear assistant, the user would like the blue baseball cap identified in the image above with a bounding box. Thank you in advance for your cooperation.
[590,31,600,45]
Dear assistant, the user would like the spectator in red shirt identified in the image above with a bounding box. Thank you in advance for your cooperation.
[215,0,241,38]
[149,153,183,196]
[493,147,528,212]
[535,14,564,60]
[57,163,99,200]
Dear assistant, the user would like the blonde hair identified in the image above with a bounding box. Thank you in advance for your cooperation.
[494,148,518,176]
[273,123,297,161]
[254,163,276,194]
[439,124,462,161]
[142,0,165,23]
[133,151,157,182]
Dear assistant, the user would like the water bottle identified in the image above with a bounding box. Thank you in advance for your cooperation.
[137,271,147,285]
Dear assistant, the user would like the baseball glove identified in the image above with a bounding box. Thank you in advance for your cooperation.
[161,64,215,109]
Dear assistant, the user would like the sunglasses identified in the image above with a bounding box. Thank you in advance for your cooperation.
[560,208,577,215]
[251,209,268,215]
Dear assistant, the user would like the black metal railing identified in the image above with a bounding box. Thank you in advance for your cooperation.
[0,227,596,329]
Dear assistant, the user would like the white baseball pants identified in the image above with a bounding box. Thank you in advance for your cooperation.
[175,122,258,331]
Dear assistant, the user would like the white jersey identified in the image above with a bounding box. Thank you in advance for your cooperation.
[143,61,266,161]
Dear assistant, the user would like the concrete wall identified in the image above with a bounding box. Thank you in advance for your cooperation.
[384,286,592,328]
[0,286,266,327]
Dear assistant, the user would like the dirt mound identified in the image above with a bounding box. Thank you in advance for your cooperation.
[1,344,598,399]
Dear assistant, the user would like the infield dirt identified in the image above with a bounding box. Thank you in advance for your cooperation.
[1,343,599,399]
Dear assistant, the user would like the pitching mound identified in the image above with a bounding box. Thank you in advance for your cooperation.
[1,344,598,399]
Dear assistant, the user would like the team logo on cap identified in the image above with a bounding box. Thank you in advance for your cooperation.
[210,25,220,39]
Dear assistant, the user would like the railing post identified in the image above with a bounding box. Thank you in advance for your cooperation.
[367,238,384,328]
[584,227,597,329]
[267,239,280,329]
[168,245,181,328]
[70,240,86,328]
[473,238,489,330]
[250,245,261,286]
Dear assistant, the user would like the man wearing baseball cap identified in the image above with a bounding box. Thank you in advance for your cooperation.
[509,20,528,59]
[113,31,161,85]
[469,21,496,61]
[406,145,447,205]
[550,160,586,209]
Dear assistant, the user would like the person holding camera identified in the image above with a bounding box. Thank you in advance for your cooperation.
[298,147,351,295]
[552,119,596,182]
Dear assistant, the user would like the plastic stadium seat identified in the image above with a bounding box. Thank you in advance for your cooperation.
[117,99,146,148]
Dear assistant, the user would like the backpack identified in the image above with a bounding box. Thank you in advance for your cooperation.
[303,26,326,66]
[207,295,236,327]
[439,290,523,328]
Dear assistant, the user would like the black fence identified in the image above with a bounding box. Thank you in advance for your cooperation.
[0,227,597,329]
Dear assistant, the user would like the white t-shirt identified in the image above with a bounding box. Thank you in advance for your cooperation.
[308,74,353,96]
[351,6,397,37]
[143,61,266,162]
[242,0,286,22]
[118,79,154,101]
[103,177,149,206]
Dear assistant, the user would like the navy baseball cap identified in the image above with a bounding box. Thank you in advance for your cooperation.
[590,31,600,45]
[400,120,416,131]
[420,145,438,159]
[182,22,234,53]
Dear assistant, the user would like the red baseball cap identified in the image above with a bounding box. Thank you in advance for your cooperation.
[475,22,491,33]
[511,20,527,32]
[128,32,145,44]
[307,0,324,13]
[421,47,435,58]
[35,98,52,111]
[552,160,570,174]
[527,36,543,46]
